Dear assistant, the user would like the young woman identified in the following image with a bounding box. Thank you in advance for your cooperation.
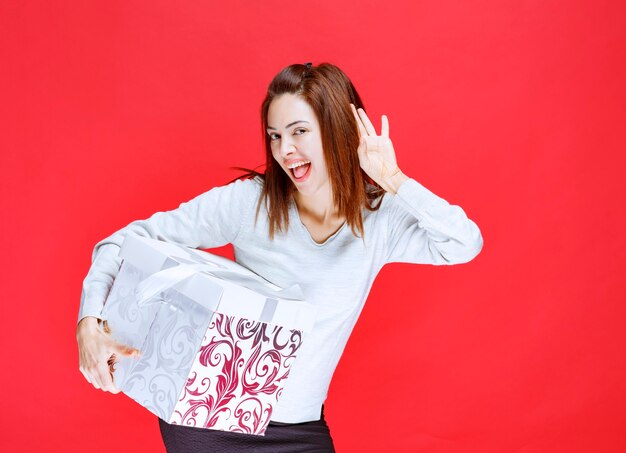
[77,62,483,452]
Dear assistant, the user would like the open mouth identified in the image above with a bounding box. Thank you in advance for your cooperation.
[290,162,311,181]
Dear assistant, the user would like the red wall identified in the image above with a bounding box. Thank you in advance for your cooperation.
[1,1,625,452]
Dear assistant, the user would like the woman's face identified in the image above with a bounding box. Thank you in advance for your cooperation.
[267,93,329,197]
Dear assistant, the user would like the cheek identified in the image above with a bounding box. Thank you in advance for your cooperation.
[271,151,288,172]
[309,137,325,160]
[271,148,280,163]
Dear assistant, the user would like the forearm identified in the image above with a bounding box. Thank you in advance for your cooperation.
[78,242,123,323]
[385,177,483,265]
[77,177,260,324]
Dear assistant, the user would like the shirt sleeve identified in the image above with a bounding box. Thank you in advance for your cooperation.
[78,176,262,323]
[384,178,483,265]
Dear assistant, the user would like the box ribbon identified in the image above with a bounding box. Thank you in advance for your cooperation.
[134,262,305,317]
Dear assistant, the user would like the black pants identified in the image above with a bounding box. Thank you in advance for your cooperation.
[158,406,336,452]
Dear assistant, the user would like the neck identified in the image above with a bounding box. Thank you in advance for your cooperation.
[293,183,342,223]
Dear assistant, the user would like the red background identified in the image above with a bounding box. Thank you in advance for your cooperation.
[2,1,625,452]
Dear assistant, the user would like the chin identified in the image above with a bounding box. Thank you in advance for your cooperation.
[295,182,324,196]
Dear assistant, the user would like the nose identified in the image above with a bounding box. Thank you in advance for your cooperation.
[279,136,296,158]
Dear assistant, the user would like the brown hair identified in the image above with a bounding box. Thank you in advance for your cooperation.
[229,62,384,240]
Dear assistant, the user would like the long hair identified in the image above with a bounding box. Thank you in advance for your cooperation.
[229,62,385,240]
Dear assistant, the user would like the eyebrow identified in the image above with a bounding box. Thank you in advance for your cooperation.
[266,120,310,131]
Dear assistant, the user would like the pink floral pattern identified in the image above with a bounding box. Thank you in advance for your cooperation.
[169,313,303,435]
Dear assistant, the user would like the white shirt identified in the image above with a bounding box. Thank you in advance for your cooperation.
[79,175,483,423]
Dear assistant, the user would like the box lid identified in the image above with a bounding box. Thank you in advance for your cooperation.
[119,234,317,331]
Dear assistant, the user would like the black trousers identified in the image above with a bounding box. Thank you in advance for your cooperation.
[158,406,336,452]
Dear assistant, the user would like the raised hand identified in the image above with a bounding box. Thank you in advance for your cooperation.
[350,103,408,194]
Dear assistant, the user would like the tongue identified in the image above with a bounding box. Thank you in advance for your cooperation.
[293,163,310,179]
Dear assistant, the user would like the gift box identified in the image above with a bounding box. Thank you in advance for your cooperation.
[100,233,316,436]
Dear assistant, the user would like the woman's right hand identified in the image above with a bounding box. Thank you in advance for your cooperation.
[76,316,140,393]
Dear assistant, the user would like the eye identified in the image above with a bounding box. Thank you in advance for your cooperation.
[269,133,280,141]
[294,128,306,135]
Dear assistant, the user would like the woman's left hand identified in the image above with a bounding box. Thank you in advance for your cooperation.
[350,103,407,193]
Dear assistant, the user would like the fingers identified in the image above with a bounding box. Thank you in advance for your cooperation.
[95,362,118,393]
[79,356,103,390]
[350,103,389,138]
[79,344,134,393]
[78,321,134,393]
[350,103,367,138]
[381,114,389,137]
[86,365,103,390]
[110,340,140,358]
[79,367,93,385]
[80,358,120,392]
[356,107,377,136]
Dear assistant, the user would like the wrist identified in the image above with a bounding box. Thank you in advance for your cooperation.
[385,169,409,195]
[77,316,101,332]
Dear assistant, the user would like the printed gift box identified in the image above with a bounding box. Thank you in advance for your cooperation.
[100,233,316,436]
